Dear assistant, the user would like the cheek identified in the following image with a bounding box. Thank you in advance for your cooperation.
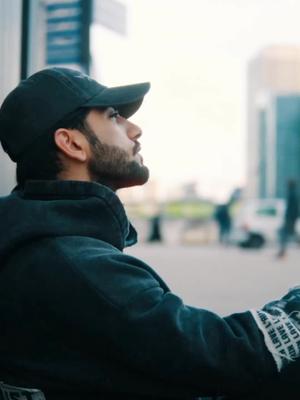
[104,130,132,150]
[92,120,131,149]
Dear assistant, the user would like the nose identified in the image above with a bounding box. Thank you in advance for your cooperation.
[127,120,142,141]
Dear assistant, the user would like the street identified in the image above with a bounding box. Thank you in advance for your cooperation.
[126,243,300,316]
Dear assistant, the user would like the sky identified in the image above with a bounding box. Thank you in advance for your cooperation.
[91,0,300,201]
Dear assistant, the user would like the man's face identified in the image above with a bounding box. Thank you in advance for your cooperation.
[83,108,149,190]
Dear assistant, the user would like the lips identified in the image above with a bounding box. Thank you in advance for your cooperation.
[133,144,141,155]
[132,144,143,164]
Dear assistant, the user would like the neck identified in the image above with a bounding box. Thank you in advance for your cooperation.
[57,163,91,184]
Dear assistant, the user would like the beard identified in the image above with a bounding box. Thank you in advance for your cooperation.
[87,135,150,190]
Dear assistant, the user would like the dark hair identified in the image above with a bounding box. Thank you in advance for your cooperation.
[16,107,92,187]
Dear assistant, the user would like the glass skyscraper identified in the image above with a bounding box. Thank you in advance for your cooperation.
[275,95,300,198]
[247,46,300,199]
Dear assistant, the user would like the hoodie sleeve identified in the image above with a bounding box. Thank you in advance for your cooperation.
[250,286,300,372]
[45,240,300,398]
[51,243,281,398]
[115,281,278,396]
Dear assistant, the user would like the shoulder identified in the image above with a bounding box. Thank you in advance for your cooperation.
[25,235,166,309]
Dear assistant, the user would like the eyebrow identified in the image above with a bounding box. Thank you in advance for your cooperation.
[93,106,115,114]
[105,107,117,114]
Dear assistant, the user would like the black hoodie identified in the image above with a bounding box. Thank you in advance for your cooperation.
[0,180,298,400]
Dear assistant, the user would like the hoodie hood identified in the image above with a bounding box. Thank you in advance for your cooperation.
[0,180,137,261]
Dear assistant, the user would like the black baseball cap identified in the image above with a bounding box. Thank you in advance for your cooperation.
[0,67,150,162]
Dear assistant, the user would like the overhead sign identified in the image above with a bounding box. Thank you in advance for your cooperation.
[93,0,127,36]
[46,0,91,72]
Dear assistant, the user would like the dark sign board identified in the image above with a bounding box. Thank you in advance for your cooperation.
[46,0,91,72]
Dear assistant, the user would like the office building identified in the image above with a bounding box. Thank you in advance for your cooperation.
[247,46,300,199]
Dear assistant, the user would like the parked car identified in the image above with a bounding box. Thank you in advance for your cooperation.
[231,198,300,248]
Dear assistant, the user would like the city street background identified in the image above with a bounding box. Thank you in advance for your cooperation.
[126,242,300,316]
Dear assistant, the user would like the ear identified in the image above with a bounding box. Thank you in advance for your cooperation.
[54,129,89,162]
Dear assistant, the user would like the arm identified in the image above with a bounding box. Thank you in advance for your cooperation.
[47,240,300,398]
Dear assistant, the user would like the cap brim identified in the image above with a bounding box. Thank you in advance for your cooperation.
[83,82,150,118]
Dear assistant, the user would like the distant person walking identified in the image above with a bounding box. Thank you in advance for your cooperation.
[214,203,232,244]
[277,179,299,258]
[148,213,163,242]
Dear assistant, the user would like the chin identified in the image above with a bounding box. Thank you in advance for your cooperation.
[117,165,150,189]
[88,157,150,190]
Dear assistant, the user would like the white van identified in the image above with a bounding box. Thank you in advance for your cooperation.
[231,199,300,248]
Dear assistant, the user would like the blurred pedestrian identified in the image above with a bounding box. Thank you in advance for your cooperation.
[214,203,232,244]
[277,179,299,258]
[148,213,163,242]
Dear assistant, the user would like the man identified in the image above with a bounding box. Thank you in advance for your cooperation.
[0,67,299,400]
[277,179,299,258]
[214,203,232,245]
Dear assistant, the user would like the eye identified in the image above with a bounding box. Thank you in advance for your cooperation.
[109,110,120,119]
